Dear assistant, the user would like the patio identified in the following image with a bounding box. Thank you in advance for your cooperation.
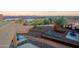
[24,25,79,48]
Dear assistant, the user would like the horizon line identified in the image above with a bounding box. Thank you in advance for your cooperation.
[0,11,79,16]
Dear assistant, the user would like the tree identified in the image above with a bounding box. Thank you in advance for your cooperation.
[48,18,53,24]
[43,19,50,24]
[53,17,65,27]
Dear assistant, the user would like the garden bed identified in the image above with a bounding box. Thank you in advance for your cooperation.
[27,26,53,37]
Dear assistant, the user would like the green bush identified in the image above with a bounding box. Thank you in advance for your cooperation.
[15,18,25,24]
[53,17,65,26]
[48,18,53,23]
[43,19,50,24]
[28,17,65,25]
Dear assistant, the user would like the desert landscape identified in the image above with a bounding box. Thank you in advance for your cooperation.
[0,11,79,48]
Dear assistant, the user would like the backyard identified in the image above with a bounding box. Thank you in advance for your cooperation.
[0,16,79,48]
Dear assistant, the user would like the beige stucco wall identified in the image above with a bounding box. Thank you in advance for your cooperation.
[0,22,16,47]
[0,22,33,47]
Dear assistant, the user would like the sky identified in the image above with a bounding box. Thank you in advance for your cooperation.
[0,11,79,16]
